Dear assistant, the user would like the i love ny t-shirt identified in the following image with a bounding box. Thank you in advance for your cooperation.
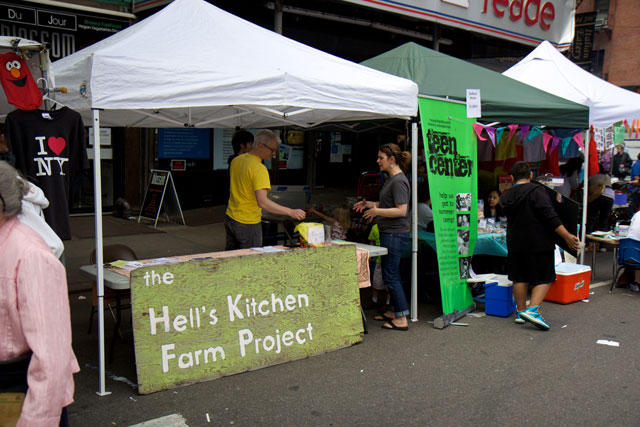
[6,107,88,240]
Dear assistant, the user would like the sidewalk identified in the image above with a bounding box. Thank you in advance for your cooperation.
[62,201,639,426]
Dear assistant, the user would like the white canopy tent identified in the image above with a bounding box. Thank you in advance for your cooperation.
[52,0,418,396]
[504,40,640,262]
[503,40,640,128]
[52,0,417,129]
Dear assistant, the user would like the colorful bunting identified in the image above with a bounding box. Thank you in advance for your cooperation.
[507,124,518,142]
[572,133,584,150]
[526,126,542,142]
[588,130,599,177]
[550,136,561,153]
[485,126,496,147]
[495,127,505,145]
[520,125,530,142]
[561,137,571,156]
[542,133,553,152]
[472,122,487,140]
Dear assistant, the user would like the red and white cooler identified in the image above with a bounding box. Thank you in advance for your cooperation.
[544,262,591,304]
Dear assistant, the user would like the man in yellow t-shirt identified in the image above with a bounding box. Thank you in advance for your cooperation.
[225,129,306,250]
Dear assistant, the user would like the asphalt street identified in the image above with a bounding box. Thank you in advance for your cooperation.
[63,208,639,426]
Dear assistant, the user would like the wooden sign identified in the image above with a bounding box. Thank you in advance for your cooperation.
[138,169,185,227]
[130,244,363,394]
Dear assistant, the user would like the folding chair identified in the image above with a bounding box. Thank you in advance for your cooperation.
[610,238,640,293]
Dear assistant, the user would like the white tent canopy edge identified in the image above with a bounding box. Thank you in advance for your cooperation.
[52,0,418,129]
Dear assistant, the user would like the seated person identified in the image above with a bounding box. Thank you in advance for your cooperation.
[586,172,614,234]
[413,181,433,232]
[627,153,640,211]
[483,188,504,221]
[626,210,640,292]
[612,143,632,180]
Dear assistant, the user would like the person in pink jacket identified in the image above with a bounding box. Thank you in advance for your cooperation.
[0,161,79,427]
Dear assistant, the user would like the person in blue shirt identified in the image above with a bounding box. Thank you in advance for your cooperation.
[628,153,640,211]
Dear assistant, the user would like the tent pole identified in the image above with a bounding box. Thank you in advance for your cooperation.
[274,0,283,34]
[92,109,110,397]
[579,127,590,264]
[410,121,418,322]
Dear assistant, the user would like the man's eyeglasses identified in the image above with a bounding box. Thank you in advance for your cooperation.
[262,143,278,154]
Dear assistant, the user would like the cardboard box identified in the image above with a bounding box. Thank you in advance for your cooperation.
[544,263,591,304]
[484,280,516,317]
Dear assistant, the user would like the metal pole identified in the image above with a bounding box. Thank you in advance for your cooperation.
[579,127,590,264]
[274,0,283,34]
[93,109,111,396]
[410,122,419,321]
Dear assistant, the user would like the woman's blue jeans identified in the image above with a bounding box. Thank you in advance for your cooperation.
[380,232,410,317]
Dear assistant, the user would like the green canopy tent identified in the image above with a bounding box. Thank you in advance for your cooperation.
[362,42,589,326]
[362,42,589,128]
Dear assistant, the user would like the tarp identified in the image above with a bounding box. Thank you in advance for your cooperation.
[52,0,418,129]
[503,40,640,128]
[361,42,589,128]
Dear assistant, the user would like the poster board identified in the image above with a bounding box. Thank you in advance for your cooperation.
[158,128,210,159]
[138,169,185,227]
[129,244,363,394]
[419,97,477,328]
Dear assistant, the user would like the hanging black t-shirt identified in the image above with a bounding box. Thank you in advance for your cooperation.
[6,108,88,240]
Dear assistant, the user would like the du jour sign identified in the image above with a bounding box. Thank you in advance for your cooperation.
[341,0,575,49]
[0,1,130,60]
[130,244,363,394]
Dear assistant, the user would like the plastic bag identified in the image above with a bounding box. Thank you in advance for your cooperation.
[294,222,325,247]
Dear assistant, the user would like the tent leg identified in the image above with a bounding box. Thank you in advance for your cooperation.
[579,128,590,264]
[410,122,419,322]
[93,109,111,397]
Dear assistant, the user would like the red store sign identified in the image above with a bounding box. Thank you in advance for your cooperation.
[341,0,575,49]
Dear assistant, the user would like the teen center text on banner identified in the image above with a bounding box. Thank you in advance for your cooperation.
[418,97,477,316]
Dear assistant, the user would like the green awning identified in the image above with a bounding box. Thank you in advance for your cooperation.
[362,42,589,128]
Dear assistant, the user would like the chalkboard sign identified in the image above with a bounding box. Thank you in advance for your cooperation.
[138,170,185,227]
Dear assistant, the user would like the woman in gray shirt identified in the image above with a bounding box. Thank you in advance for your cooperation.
[354,143,411,331]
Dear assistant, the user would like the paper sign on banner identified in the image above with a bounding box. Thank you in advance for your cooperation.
[466,89,481,118]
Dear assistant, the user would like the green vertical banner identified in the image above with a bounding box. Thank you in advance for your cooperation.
[418,97,477,316]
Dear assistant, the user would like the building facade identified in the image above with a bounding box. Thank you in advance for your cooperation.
[576,0,640,91]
